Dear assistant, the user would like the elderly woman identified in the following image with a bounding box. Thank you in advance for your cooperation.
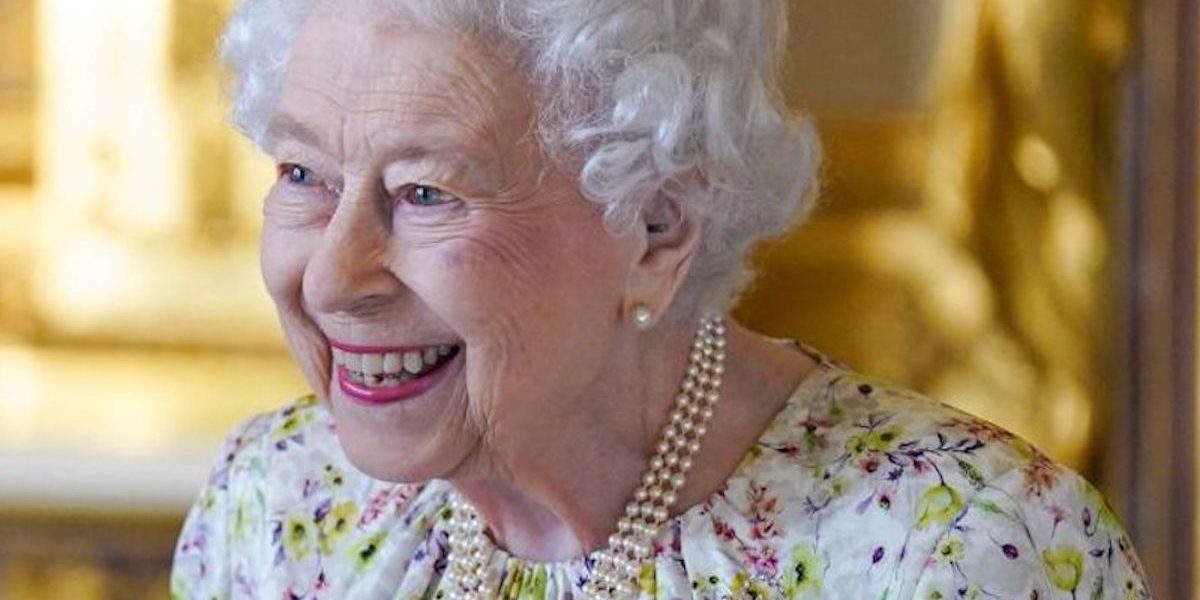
[171,1,1149,598]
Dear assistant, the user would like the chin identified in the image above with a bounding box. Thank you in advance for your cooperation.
[327,395,473,484]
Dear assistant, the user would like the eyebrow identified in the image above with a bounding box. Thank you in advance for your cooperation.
[263,110,502,190]
[265,112,492,163]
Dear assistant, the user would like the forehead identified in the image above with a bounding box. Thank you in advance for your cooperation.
[268,5,529,154]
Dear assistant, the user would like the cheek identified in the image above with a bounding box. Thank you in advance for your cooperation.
[416,226,559,331]
[261,223,331,395]
[260,228,301,300]
[411,220,625,383]
[261,194,330,299]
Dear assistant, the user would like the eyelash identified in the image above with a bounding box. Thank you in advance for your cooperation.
[278,163,320,187]
[277,163,461,208]
[395,184,460,208]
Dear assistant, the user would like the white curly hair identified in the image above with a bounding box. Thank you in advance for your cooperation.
[221,0,822,314]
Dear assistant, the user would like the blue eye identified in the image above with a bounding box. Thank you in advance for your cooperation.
[403,184,458,207]
[280,163,315,186]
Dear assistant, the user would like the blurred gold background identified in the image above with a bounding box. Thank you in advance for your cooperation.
[0,0,1195,598]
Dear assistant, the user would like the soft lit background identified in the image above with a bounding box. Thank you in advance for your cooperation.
[0,0,1195,597]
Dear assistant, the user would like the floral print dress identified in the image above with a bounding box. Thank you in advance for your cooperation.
[171,350,1151,599]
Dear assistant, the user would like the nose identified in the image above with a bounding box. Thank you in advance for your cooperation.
[303,180,403,315]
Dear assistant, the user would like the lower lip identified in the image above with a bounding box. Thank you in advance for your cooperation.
[336,350,459,406]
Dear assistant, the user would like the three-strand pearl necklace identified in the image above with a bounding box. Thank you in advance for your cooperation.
[444,316,727,599]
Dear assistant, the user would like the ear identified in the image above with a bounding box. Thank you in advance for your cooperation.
[623,193,701,327]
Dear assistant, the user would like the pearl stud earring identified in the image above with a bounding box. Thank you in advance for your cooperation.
[633,304,653,329]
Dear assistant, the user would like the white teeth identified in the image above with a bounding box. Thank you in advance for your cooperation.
[403,351,423,374]
[362,353,383,378]
[383,352,401,373]
[346,352,363,373]
[333,344,458,384]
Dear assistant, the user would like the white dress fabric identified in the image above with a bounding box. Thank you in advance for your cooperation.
[171,350,1151,599]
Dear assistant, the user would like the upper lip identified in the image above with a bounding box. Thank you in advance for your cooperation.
[328,339,459,354]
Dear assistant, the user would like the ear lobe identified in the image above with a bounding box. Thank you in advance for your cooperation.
[625,194,701,321]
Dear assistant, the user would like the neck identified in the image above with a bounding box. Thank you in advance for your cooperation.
[443,317,816,562]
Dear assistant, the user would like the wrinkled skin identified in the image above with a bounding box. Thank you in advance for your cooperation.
[258,2,813,560]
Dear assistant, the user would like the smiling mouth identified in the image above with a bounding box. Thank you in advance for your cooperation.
[332,343,461,388]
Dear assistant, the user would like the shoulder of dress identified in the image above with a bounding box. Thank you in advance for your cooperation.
[757,366,1054,488]
[203,395,340,490]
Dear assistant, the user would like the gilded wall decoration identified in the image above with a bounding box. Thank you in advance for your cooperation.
[0,0,1143,598]
[0,0,34,184]
[29,0,280,349]
[740,0,1127,468]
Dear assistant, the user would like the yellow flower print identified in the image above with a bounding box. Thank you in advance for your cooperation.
[866,426,902,452]
[319,501,359,553]
[844,433,871,456]
[846,425,903,457]
[349,531,387,572]
[283,516,315,560]
[783,544,823,598]
[933,536,964,565]
[232,501,252,542]
[501,563,548,599]
[1042,545,1084,592]
[637,561,656,595]
[323,464,346,488]
[916,484,964,530]
[732,572,772,599]
[275,409,311,440]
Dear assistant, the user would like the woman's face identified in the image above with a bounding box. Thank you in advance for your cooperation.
[261,7,641,481]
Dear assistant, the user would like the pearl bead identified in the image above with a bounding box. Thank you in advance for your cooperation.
[445,315,725,600]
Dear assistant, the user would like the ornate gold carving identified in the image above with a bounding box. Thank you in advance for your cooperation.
[739,0,1128,468]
